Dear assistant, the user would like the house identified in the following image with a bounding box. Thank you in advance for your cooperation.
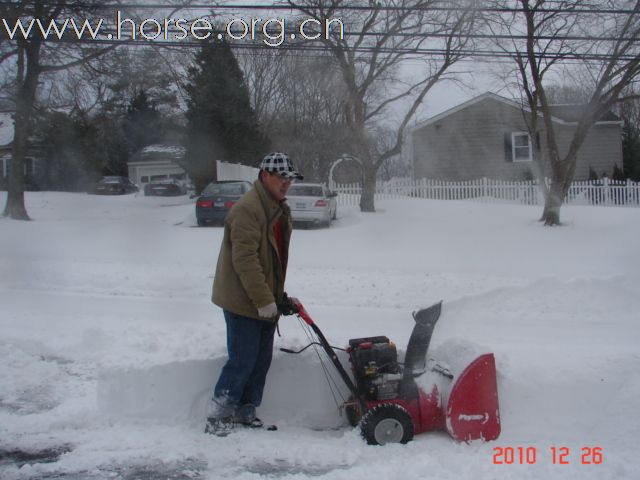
[127,144,189,186]
[0,112,13,182]
[0,111,38,189]
[409,92,623,181]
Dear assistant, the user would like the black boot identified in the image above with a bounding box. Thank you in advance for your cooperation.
[204,415,235,436]
[235,404,277,431]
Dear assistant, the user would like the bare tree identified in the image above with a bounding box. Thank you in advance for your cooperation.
[288,0,478,211]
[488,0,640,225]
[240,43,352,180]
[239,46,289,124]
[617,86,640,180]
[1,0,117,220]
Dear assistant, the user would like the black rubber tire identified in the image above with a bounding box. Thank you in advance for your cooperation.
[360,404,414,445]
[197,218,206,227]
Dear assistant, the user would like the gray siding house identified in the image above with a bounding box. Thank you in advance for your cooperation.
[409,92,623,181]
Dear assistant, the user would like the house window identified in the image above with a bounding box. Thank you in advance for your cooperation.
[512,132,532,162]
[0,157,36,177]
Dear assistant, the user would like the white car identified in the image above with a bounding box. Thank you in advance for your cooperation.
[287,183,338,228]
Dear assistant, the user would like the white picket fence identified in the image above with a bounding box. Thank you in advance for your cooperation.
[217,160,259,182]
[333,177,640,207]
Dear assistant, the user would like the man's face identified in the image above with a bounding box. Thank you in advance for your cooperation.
[261,171,293,201]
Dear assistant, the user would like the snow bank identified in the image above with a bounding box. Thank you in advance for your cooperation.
[1,191,639,479]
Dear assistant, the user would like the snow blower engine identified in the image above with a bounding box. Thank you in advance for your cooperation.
[279,298,501,446]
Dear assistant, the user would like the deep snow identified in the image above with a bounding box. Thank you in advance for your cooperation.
[1,191,639,479]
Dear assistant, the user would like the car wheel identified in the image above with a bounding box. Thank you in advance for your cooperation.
[197,218,207,227]
[332,207,337,220]
[360,404,414,445]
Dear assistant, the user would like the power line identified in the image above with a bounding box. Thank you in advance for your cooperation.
[0,1,637,15]
[88,25,640,43]
[42,35,640,62]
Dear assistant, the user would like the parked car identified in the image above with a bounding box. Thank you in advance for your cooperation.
[287,183,338,228]
[195,180,253,226]
[91,176,138,195]
[144,179,187,197]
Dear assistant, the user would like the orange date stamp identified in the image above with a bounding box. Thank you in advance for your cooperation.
[493,446,604,465]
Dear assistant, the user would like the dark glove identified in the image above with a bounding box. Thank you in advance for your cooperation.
[278,293,298,316]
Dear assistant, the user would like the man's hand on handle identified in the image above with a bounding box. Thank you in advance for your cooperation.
[257,302,278,318]
[277,293,299,316]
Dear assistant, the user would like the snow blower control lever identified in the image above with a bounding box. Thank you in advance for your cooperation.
[278,296,368,413]
[278,296,501,446]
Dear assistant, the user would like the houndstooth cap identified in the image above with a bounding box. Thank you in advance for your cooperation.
[259,152,304,180]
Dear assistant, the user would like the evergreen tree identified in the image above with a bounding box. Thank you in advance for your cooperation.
[97,113,129,177]
[33,112,104,190]
[184,40,270,192]
[611,164,626,182]
[122,90,164,156]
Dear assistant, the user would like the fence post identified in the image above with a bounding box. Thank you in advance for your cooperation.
[603,177,610,206]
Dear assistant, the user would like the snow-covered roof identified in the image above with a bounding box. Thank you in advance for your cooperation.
[140,144,185,155]
[131,144,186,163]
[410,92,622,133]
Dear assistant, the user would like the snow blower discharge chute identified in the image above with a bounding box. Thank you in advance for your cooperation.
[279,298,501,446]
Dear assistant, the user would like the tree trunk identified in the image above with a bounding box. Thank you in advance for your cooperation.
[359,166,376,212]
[541,169,572,226]
[540,186,563,225]
[3,188,29,219]
[3,40,41,220]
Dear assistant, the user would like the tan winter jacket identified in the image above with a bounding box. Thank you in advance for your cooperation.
[211,179,292,321]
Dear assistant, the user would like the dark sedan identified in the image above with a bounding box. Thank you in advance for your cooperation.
[144,179,187,197]
[195,180,252,226]
[92,176,138,195]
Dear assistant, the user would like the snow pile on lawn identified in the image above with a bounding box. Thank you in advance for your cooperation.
[1,191,639,480]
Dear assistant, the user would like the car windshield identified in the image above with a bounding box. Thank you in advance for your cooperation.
[203,183,246,196]
[288,185,323,197]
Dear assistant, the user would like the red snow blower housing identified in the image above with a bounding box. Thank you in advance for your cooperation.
[280,298,501,446]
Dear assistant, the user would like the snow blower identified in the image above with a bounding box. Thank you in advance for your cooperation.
[279,297,501,445]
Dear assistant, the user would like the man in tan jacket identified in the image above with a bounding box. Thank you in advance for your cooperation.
[206,152,303,436]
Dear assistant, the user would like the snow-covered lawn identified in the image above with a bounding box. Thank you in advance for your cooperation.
[1,191,639,479]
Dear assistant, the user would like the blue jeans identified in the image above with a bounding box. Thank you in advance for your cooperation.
[213,310,277,412]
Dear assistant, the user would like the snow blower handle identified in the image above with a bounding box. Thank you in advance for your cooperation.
[282,297,367,411]
[278,295,314,326]
[277,293,300,317]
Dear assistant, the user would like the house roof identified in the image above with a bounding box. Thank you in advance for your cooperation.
[410,92,622,133]
[548,104,621,122]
